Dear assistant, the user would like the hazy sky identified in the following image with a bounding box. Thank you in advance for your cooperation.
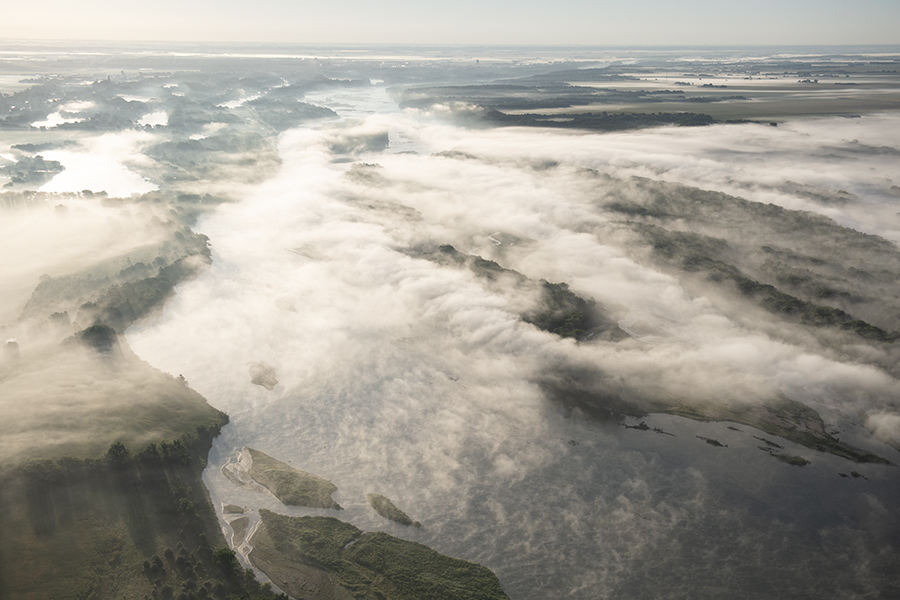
[2,0,899,46]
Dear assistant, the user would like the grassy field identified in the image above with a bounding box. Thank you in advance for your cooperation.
[250,509,511,600]
[480,68,900,121]
[247,447,343,510]
[504,93,900,119]
[0,427,284,600]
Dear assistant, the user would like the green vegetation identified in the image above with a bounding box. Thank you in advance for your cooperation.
[89,274,179,333]
[0,195,272,599]
[396,62,900,123]
[247,448,342,510]
[19,221,212,330]
[0,435,286,600]
[621,220,900,343]
[1,155,64,187]
[84,237,211,334]
[366,493,420,528]
[0,203,241,595]
[426,245,624,342]
[774,454,811,467]
[73,323,119,352]
[429,244,524,283]
[524,281,599,340]
[484,109,717,131]
[0,198,225,466]
[251,510,510,600]
[0,335,230,468]
[397,77,763,130]
[241,96,337,133]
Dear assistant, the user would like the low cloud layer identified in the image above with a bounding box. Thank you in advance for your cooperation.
[0,193,170,324]
[127,105,900,596]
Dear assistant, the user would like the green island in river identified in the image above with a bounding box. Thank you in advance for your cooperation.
[249,509,510,600]
[246,447,343,510]
[366,493,421,528]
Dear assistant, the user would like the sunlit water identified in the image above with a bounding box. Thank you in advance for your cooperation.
[127,87,900,599]
[39,131,158,197]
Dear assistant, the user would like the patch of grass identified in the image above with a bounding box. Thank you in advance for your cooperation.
[247,448,342,510]
[366,493,420,528]
[253,510,510,600]
[424,245,623,341]
[0,434,285,600]
[483,108,717,131]
[523,281,597,339]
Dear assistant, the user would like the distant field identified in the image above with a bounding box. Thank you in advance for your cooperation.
[497,73,900,120]
[505,93,900,119]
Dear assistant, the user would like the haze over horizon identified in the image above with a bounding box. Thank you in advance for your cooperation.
[2,0,899,46]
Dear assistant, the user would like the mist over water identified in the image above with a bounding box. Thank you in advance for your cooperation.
[38,132,159,197]
[125,82,900,598]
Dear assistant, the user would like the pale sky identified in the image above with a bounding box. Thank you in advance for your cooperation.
[2,0,899,46]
